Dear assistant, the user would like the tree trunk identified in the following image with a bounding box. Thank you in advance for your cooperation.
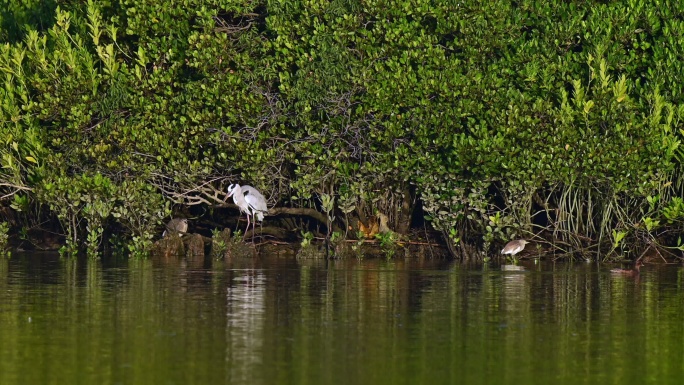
[395,186,415,235]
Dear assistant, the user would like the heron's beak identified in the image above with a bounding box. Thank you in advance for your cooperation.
[225,184,235,200]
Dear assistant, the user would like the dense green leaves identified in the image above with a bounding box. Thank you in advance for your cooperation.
[1,0,684,257]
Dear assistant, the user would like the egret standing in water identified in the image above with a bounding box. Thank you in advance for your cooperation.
[227,184,268,237]
[501,239,529,258]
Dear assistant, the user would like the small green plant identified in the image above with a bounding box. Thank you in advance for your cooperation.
[612,229,627,250]
[348,231,365,259]
[109,234,127,258]
[18,226,28,241]
[376,231,401,259]
[59,241,79,258]
[300,230,314,248]
[662,197,684,223]
[337,191,356,237]
[642,217,660,232]
[127,234,154,258]
[86,226,103,259]
[326,230,343,258]
[647,195,659,212]
[320,193,336,238]
[211,228,228,260]
[0,222,10,258]
[448,228,461,245]
[330,231,342,244]
[10,194,29,212]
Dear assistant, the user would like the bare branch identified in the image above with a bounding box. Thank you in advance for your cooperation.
[0,184,33,200]
[214,23,252,34]
[149,173,235,206]
[268,207,341,232]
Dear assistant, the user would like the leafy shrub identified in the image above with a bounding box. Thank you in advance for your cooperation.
[2,0,684,259]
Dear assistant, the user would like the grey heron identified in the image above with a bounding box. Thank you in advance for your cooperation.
[162,218,188,238]
[241,185,268,222]
[501,239,529,258]
[227,183,268,237]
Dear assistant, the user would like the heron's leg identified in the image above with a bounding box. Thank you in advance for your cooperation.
[257,216,263,243]
[244,213,251,239]
[254,213,260,243]
[251,213,256,243]
[233,213,241,233]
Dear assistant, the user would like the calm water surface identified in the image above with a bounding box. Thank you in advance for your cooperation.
[1,252,684,385]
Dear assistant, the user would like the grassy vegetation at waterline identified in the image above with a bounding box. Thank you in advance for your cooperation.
[2,0,684,259]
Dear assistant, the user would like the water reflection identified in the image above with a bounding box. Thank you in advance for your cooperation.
[1,253,684,385]
[500,263,528,323]
[226,270,266,384]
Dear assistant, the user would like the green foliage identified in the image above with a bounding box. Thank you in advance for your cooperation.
[36,173,168,257]
[210,228,228,260]
[351,230,366,258]
[112,180,170,257]
[662,197,684,223]
[2,0,684,259]
[375,230,400,259]
[300,230,314,248]
[0,0,57,43]
[612,230,627,250]
[38,173,113,254]
[0,221,9,257]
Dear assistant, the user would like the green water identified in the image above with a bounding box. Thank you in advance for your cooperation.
[1,253,684,385]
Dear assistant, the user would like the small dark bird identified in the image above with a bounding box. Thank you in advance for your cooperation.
[610,259,644,276]
[163,218,188,238]
[501,239,529,258]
